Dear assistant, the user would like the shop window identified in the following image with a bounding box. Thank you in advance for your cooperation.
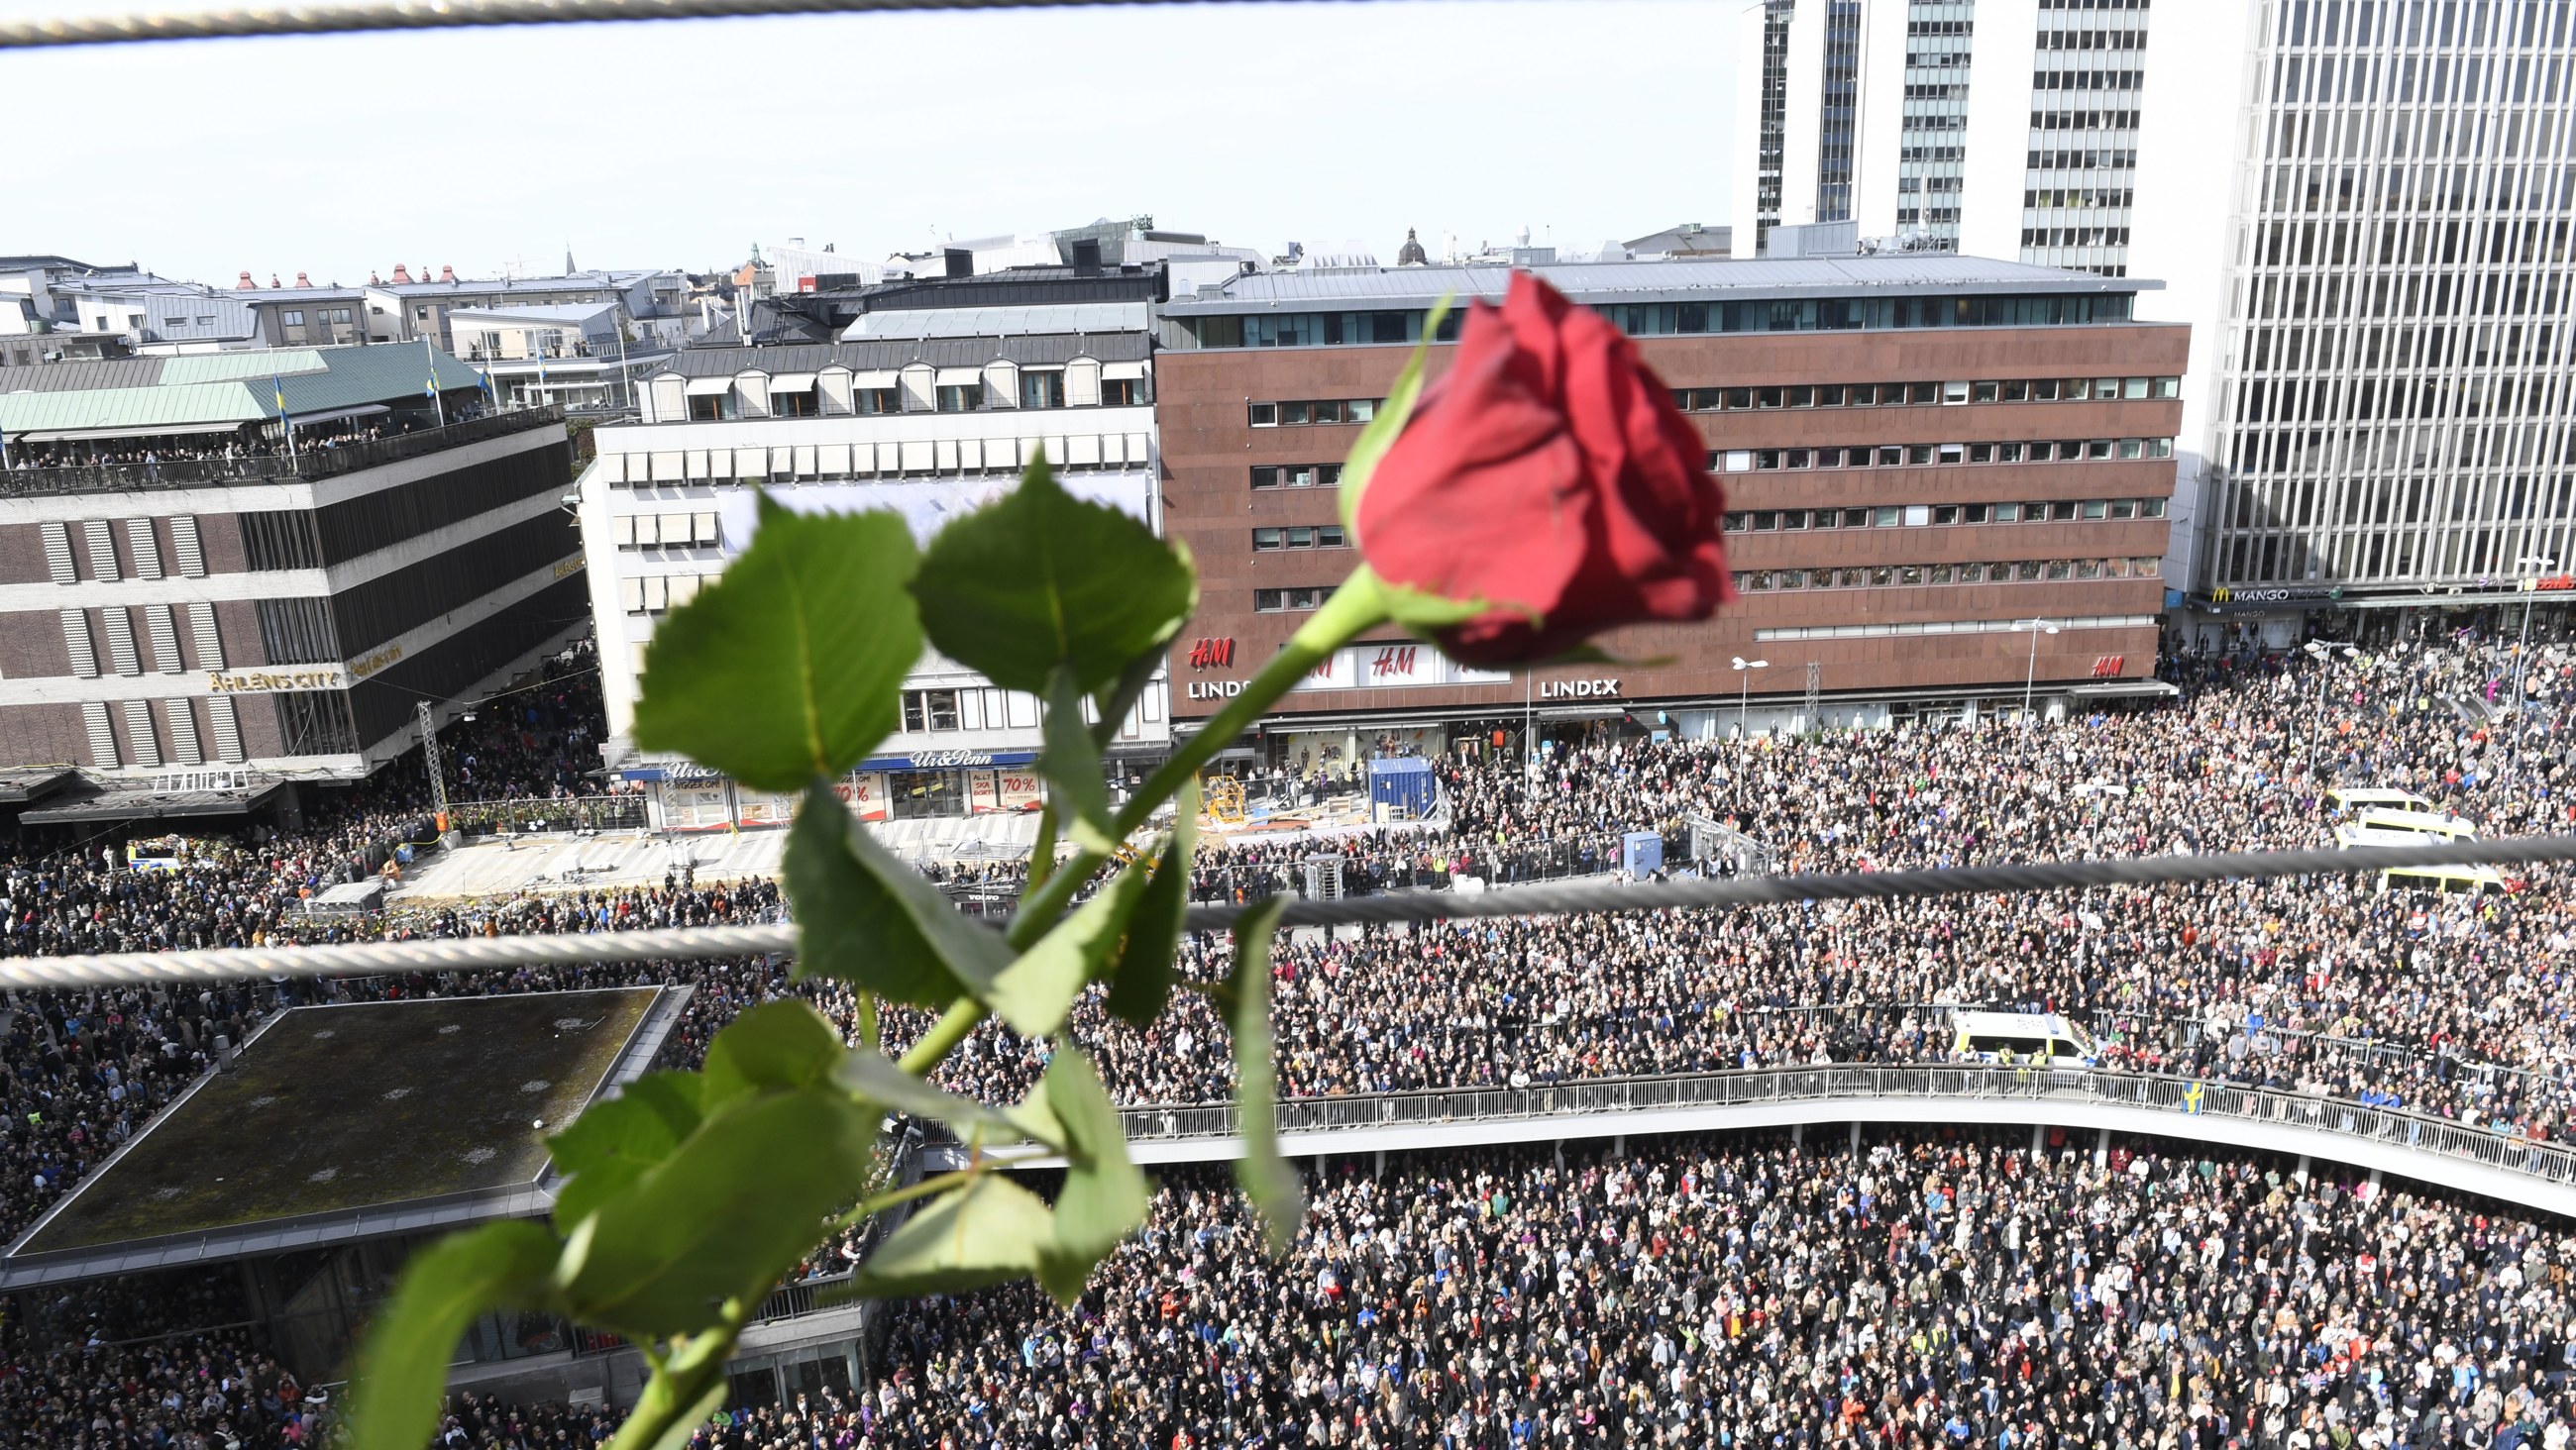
[901,689,962,732]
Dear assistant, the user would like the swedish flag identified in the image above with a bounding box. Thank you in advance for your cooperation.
[271,374,288,417]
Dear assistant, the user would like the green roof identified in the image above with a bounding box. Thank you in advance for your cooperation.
[0,343,482,438]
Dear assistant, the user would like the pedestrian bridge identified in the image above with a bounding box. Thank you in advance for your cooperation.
[926,1065,2576,1216]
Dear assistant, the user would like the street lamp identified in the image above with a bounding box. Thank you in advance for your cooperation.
[1730,657,1769,738]
[2009,620,2061,746]
[2302,639,2359,794]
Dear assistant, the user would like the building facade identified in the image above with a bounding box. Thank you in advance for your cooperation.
[580,266,1173,831]
[1152,257,2183,756]
[0,348,580,784]
[1731,0,2576,642]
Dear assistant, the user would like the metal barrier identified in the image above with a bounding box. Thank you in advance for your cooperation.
[1107,1064,2576,1188]
[0,405,565,495]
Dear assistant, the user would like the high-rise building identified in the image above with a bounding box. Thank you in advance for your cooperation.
[1732,0,2576,645]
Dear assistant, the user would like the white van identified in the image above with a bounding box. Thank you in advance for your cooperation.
[2353,807,2478,843]
[1951,1010,2098,1067]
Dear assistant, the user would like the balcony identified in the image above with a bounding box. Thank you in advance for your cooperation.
[0,404,567,497]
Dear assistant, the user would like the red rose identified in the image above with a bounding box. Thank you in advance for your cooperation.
[1354,271,1732,665]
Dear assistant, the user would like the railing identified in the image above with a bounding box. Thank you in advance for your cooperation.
[443,794,649,837]
[297,404,565,478]
[0,405,566,496]
[1104,1064,2576,1189]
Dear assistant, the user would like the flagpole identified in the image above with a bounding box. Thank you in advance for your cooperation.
[425,337,447,429]
[273,377,299,462]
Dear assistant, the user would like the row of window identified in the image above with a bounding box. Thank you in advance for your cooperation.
[1724,496,2168,533]
[1733,557,2165,591]
[619,572,712,615]
[1248,399,1382,427]
[2023,228,2137,248]
[1254,585,1338,613]
[1671,375,2178,412]
[608,512,719,550]
[1251,525,1347,551]
[1251,464,1343,489]
[2032,68,2143,89]
[684,376,1145,422]
[279,308,355,326]
[902,686,1037,734]
[1719,436,2176,472]
[2031,109,2143,131]
[2028,188,2135,208]
[2036,27,2145,46]
[1753,613,2156,645]
[2027,149,2137,168]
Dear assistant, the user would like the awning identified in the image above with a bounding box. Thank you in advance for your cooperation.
[683,376,734,396]
[18,420,246,443]
[767,372,817,392]
[849,370,900,388]
[934,367,984,386]
[21,781,286,825]
[287,402,389,428]
[1102,362,1148,380]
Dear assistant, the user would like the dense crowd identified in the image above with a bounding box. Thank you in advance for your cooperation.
[865,1130,2576,1450]
[4,626,2576,1448]
[4,409,489,474]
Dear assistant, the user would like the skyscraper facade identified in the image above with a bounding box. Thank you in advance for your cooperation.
[1733,0,2576,643]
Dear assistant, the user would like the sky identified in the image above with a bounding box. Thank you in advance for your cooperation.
[0,0,1739,286]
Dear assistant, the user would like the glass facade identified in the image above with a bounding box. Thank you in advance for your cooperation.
[2201,0,2576,594]
[1897,2,1977,251]
[1815,0,1866,222]
[1173,292,2135,349]
[1755,0,1798,256]
[2015,0,2151,275]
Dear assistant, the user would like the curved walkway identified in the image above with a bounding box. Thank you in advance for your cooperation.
[936,1065,2576,1216]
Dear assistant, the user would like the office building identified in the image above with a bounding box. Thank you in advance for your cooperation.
[1731,0,2576,643]
[1153,254,2183,758]
[580,258,1175,831]
[0,346,579,804]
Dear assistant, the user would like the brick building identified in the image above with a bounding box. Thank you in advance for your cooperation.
[1152,255,2186,765]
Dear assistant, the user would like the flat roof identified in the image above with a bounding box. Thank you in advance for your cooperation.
[1161,255,2159,315]
[5,988,670,1283]
[0,343,482,440]
[20,780,287,824]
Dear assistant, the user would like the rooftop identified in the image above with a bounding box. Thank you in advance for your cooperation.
[6,988,668,1280]
[374,268,671,297]
[844,301,1149,342]
[447,301,621,326]
[652,331,1150,378]
[1161,255,2159,314]
[0,343,484,440]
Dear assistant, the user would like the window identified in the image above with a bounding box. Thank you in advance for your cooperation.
[194,315,215,326]
[2141,497,2167,518]
[1102,378,1143,407]
[1252,524,1345,550]
[856,387,900,415]
[2153,377,2180,398]
[1251,464,1342,489]
[1248,402,1277,426]
[282,310,305,326]
[688,394,729,422]
[936,383,982,413]
[1941,381,1971,404]
[1022,371,1066,409]
[2122,377,2149,399]
[327,308,353,325]
[1255,586,1335,612]
[901,689,963,733]
[1992,503,2021,522]
[1973,381,2000,402]
[1247,398,1378,427]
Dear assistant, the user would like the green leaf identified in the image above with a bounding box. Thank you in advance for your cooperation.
[911,455,1196,696]
[986,858,1154,1038]
[701,999,846,1107]
[345,1220,562,1450]
[1032,1049,1148,1305]
[1229,896,1302,1255]
[1089,650,1162,752]
[1103,779,1196,1027]
[556,1088,875,1339]
[612,1379,728,1450]
[1040,666,1118,856]
[1339,294,1453,537]
[634,497,921,792]
[846,1172,1057,1298]
[549,1093,685,1231]
[834,1047,1042,1148]
[786,781,1011,1006]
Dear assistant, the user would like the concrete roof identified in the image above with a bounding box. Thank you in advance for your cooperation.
[1162,255,2159,314]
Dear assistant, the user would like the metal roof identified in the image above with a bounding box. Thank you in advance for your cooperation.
[446,301,619,325]
[158,349,327,383]
[0,357,170,392]
[652,332,1150,378]
[1161,256,2159,314]
[373,268,666,297]
[844,301,1149,342]
[0,343,479,438]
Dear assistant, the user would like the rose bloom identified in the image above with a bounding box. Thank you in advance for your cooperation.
[1355,271,1731,666]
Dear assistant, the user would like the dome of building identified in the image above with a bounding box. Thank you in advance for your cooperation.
[1396,228,1429,266]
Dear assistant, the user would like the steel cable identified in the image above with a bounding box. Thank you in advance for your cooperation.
[0,835,2566,990]
[0,0,1348,51]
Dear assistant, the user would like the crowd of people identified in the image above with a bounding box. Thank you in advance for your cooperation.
[865,1129,2576,1450]
[0,626,2573,1447]
[3,407,493,475]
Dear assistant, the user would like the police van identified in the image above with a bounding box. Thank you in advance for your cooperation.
[1950,1010,2098,1067]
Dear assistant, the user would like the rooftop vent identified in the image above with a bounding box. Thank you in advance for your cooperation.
[943,249,974,279]
[1070,239,1104,275]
